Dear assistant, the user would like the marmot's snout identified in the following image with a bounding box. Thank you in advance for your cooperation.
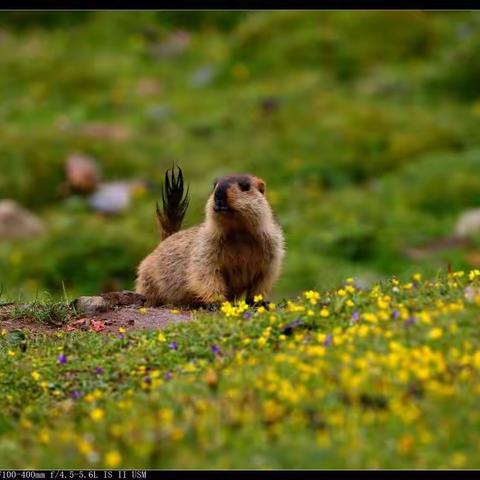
[213,182,232,213]
[211,174,265,216]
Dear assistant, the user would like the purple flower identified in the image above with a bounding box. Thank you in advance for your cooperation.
[323,334,333,347]
[243,311,252,320]
[57,354,67,364]
[164,371,173,381]
[143,376,152,385]
[70,391,82,400]
[211,344,221,356]
[351,311,360,322]
[94,367,104,375]
[404,316,416,327]
[118,334,125,340]
[169,341,178,351]
[392,309,400,319]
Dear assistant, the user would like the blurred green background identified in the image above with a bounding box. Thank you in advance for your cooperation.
[1,11,480,301]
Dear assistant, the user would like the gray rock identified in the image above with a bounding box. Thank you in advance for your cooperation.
[146,104,172,122]
[190,66,216,88]
[88,182,132,214]
[0,200,45,240]
[72,296,109,315]
[72,291,146,316]
[455,208,480,238]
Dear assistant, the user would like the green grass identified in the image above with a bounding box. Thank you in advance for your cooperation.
[10,298,72,327]
[2,12,480,468]
[1,271,480,468]
[1,12,480,300]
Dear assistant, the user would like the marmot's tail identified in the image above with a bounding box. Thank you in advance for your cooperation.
[156,165,190,240]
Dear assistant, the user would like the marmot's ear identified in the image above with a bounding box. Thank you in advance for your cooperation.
[256,178,266,195]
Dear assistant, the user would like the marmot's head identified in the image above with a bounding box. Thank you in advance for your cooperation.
[205,173,272,231]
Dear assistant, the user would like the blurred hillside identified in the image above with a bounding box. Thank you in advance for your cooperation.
[1,11,480,301]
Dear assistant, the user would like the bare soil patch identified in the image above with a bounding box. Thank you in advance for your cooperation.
[0,302,192,335]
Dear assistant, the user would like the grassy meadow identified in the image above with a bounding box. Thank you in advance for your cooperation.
[1,11,480,469]
[1,11,480,300]
[2,273,480,468]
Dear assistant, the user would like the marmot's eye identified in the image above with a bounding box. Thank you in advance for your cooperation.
[238,181,250,192]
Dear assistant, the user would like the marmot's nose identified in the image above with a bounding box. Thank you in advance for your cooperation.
[214,184,230,211]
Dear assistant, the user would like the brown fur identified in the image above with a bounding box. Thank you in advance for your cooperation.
[136,173,285,307]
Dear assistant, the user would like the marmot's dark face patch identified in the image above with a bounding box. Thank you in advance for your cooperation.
[212,174,253,213]
[209,173,269,229]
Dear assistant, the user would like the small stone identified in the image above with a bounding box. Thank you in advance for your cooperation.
[72,296,109,315]
[190,65,216,88]
[455,209,480,238]
[65,153,100,194]
[0,200,45,240]
[88,182,132,214]
[146,104,172,122]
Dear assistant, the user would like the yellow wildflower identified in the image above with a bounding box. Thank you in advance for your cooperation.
[319,308,329,318]
[105,450,122,468]
[412,273,422,282]
[78,439,93,456]
[429,328,443,340]
[303,290,320,305]
[397,434,414,454]
[38,429,50,444]
[469,269,480,281]
[90,408,105,422]
[258,337,267,347]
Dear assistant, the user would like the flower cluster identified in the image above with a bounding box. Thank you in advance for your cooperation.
[2,270,480,468]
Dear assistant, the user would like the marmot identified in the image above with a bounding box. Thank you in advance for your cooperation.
[135,166,285,307]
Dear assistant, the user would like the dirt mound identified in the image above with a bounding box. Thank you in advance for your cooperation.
[0,298,193,335]
[68,306,192,334]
